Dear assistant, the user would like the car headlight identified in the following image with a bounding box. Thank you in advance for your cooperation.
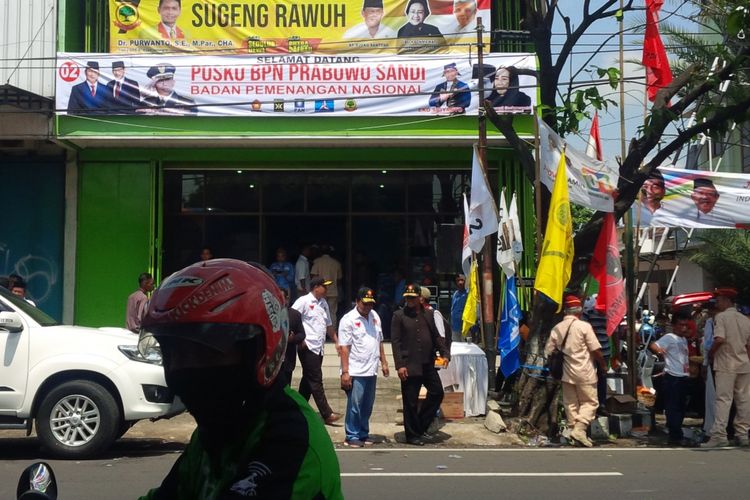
[119,339,163,365]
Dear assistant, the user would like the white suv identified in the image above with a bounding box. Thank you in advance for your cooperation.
[0,286,183,458]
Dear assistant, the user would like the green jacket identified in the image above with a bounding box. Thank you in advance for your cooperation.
[140,386,342,499]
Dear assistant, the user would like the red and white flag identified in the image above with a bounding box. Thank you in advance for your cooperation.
[589,213,626,336]
[461,193,472,278]
[586,112,603,161]
[642,0,673,102]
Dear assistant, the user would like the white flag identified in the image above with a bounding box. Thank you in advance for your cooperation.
[509,193,524,264]
[468,145,499,253]
[496,189,515,278]
[538,117,618,212]
[461,193,472,278]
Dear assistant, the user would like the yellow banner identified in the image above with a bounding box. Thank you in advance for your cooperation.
[109,0,491,54]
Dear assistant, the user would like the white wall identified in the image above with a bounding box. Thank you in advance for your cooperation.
[0,0,57,97]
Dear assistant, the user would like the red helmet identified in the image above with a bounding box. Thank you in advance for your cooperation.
[141,259,288,387]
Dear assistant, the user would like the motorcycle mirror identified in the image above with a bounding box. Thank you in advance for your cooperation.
[16,462,57,500]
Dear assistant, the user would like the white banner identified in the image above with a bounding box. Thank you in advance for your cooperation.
[638,166,750,228]
[56,52,536,116]
[467,144,498,253]
[538,117,618,212]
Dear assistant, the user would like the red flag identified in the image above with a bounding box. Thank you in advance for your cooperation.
[589,213,626,336]
[586,112,603,161]
[642,0,672,102]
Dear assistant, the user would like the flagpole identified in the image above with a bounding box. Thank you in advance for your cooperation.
[476,16,497,390]
[533,112,542,258]
[620,0,637,398]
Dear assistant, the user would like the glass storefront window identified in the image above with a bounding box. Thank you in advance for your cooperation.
[263,172,305,213]
[351,171,405,212]
[308,173,348,212]
[205,171,260,213]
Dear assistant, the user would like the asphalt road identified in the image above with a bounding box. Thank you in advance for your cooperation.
[2,439,749,499]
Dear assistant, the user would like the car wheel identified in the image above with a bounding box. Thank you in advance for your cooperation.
[36,380,121,459]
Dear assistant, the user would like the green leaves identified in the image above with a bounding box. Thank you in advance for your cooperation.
[596,67,621,90]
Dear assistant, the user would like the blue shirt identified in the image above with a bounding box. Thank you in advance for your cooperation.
[269,261,295,291]
[451,289,468,332]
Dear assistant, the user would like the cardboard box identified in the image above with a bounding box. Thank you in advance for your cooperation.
[441,391,464,420]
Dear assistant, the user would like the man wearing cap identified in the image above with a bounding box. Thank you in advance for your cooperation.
[428,63,470,113]
[704,287,750,447]
[142,63,197,115]
[67,61,108,114]
[450,274,468,342]
[338,287,389,447]
[669,178,733,228]
[391,283,450,446]
[105,61,141,112]
[343,0,397,40]
[292,277,342,425]
[545,295,607,447]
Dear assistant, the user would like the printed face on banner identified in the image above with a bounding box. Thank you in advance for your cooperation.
[108,0,492,55]
[56,52,537,117]
[636,167,750,228]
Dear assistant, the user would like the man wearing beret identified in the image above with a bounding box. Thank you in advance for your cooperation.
[704,287,750,447]
[105,60,141,113]
[142,63,197,115]
[391,283,450,446]
[338,287,389,447]
[545,295,607,447]
[343,0,396,40]
[67,61,108,114]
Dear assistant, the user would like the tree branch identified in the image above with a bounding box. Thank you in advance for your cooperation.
[484,104,536,181]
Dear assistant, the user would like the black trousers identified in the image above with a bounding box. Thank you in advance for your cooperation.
[663,373,689,441]
[298,348,333,419]
[401,364,444,440]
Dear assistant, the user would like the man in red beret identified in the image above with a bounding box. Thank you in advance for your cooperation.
[545,295,607,447]
[704,287,750,447]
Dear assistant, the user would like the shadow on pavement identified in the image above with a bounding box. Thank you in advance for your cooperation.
[0,436,185,460]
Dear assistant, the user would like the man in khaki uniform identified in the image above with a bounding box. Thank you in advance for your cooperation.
[545,295,607,447]
[311,245,343,326]
[704,287,750,448]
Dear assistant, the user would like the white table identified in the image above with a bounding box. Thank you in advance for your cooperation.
[438,342,488,417]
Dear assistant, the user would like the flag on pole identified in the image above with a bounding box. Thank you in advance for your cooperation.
[589,213,626,336]
[467,145,499,253]
[498,276,521,377]
[642,0,672,102]
[534,150,574,311]
[461,193,472,279]
[586,112,603,161]
[461,259,480,337]
[508,193,524,264]
[496,189,515,278]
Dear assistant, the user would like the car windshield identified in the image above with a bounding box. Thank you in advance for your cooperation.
[0,286,59,326]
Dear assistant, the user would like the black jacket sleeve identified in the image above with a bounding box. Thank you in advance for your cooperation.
[390,310,406,370]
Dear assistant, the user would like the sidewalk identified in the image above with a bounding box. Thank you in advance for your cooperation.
[126,343,522,446]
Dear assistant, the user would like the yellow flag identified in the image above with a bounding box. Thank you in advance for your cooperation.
[534,150,574,310]
[461,259,480,337]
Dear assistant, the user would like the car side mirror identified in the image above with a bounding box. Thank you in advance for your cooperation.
[17,462,57,499]
[0,311,24,333]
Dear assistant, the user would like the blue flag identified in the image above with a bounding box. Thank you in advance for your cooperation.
[497,276,521,377]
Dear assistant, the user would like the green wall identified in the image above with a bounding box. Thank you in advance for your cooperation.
[75,162,154,327]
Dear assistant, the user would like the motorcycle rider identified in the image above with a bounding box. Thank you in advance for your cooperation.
[138,259,342,499]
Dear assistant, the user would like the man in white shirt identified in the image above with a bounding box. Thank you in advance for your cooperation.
[292,277,342,424]
[650,312,691,446]
[439,0,477,41]
[295,245,312,298]
[311,246,343,327]
[342,0,397,40]
[339,287,389,447]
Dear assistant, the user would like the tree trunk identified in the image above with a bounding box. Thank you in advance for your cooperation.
[510,296,564,436]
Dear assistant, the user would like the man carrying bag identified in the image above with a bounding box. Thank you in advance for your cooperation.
[545,295,607,447]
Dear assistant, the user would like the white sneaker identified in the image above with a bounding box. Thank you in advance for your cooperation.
[701,437,730,448]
